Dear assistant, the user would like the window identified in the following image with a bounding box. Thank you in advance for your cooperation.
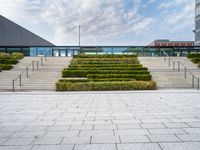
[196,5,200,16]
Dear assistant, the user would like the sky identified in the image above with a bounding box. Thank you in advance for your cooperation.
[0,0,195,46]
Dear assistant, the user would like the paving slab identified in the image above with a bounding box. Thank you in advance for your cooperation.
[117,143,162,150]
[31,145,73,150]
[0,91,200,149]
[74,144,116,150]
[160,142,200,150]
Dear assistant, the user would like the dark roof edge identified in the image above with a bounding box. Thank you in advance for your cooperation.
[0,15,55,46]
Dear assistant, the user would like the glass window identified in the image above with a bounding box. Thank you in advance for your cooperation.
[196,5,200,16]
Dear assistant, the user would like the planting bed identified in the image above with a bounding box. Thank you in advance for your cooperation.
[0,52,24,72]
[187,53,200,68]
[56,54,156,91]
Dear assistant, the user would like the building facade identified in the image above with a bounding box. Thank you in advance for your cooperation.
[148,40,194,47]
[195,0,200,45]
[0,15,54,56]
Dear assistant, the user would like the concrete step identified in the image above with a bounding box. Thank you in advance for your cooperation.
[0,57,72,91]
[138,57,200,89]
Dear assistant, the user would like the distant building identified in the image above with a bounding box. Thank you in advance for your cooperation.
[195,0,200,45]
[148,40,194,47]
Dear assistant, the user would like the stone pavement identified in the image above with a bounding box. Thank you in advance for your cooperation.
[0,90,200,150]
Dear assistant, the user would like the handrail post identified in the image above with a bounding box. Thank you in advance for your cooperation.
[184,67,187,79]
[168,57,171,66]
[45,54,47,61]
[41,57,43,66]
[12,80,15,92]
[198,78,200,90]
[192,75,195,88]
[26,67,28,78]
[164,56,166,61]
[19,74,22,86]
[32,61,34,71]
[37,61,39,70]
[173,62,175,70]
[178,61,180,72]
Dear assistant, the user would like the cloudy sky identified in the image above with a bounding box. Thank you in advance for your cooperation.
[0,0,195,46]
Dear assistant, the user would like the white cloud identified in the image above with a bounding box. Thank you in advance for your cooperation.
[148,0,155,4]
[0,0,155,45]
[158,0,195,33]
[158,0,187,9]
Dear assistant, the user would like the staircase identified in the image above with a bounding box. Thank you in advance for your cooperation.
[0,57,72,91]
[138,57,200,89]
[1,56,199,91]
[0,57,39,91]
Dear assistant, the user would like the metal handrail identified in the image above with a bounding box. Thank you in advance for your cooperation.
[12,61,35,92]
[161,49,200,90]
[12,51,49,92]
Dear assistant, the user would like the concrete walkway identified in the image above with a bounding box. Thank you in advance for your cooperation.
[0,91,200,150]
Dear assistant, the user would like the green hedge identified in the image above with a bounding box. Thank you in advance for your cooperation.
[0,53,10,59]
[74,54,137,58]
[87,74,152,81]
[67,67,148,71]
[0,59,18,64]
[0,64,13,70]
[191,58,200,64]
[56,81,156,91]
[62,70,150,77]
[73,58,138,61]
[71,61,138,64]
[0,52,24,59]
[59,78,136,83]
[70,64,143,68]
[11,53,24,59]
[71,58,139,64]
[187,53,200,58]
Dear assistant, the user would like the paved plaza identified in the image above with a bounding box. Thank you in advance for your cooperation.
[0,91,200,150]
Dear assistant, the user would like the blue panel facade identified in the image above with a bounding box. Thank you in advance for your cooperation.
[30,47,53,57]
[195,0,200,45]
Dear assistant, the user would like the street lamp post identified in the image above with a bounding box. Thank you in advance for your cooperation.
[78,25,81,47]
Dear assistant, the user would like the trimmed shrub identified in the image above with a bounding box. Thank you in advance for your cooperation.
[62,70,150,77]
[69,64,143,68]
[59,78,136,83]
[87,74,152,81]
[187,53,200,59]
[67,67,148,71]
[198,63,200,68]
[57,54,156,91]
[74,54,137,58]
[0,59,18,64]
[56,81,157,91]
[11,53,24,59]
[191,58,200,64]
[71,58,139,64]
[0,64,13,70]
[0,53,11,59]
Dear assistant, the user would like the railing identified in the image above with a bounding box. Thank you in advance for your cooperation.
[161,49,200,90]
[12,50,49,92]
